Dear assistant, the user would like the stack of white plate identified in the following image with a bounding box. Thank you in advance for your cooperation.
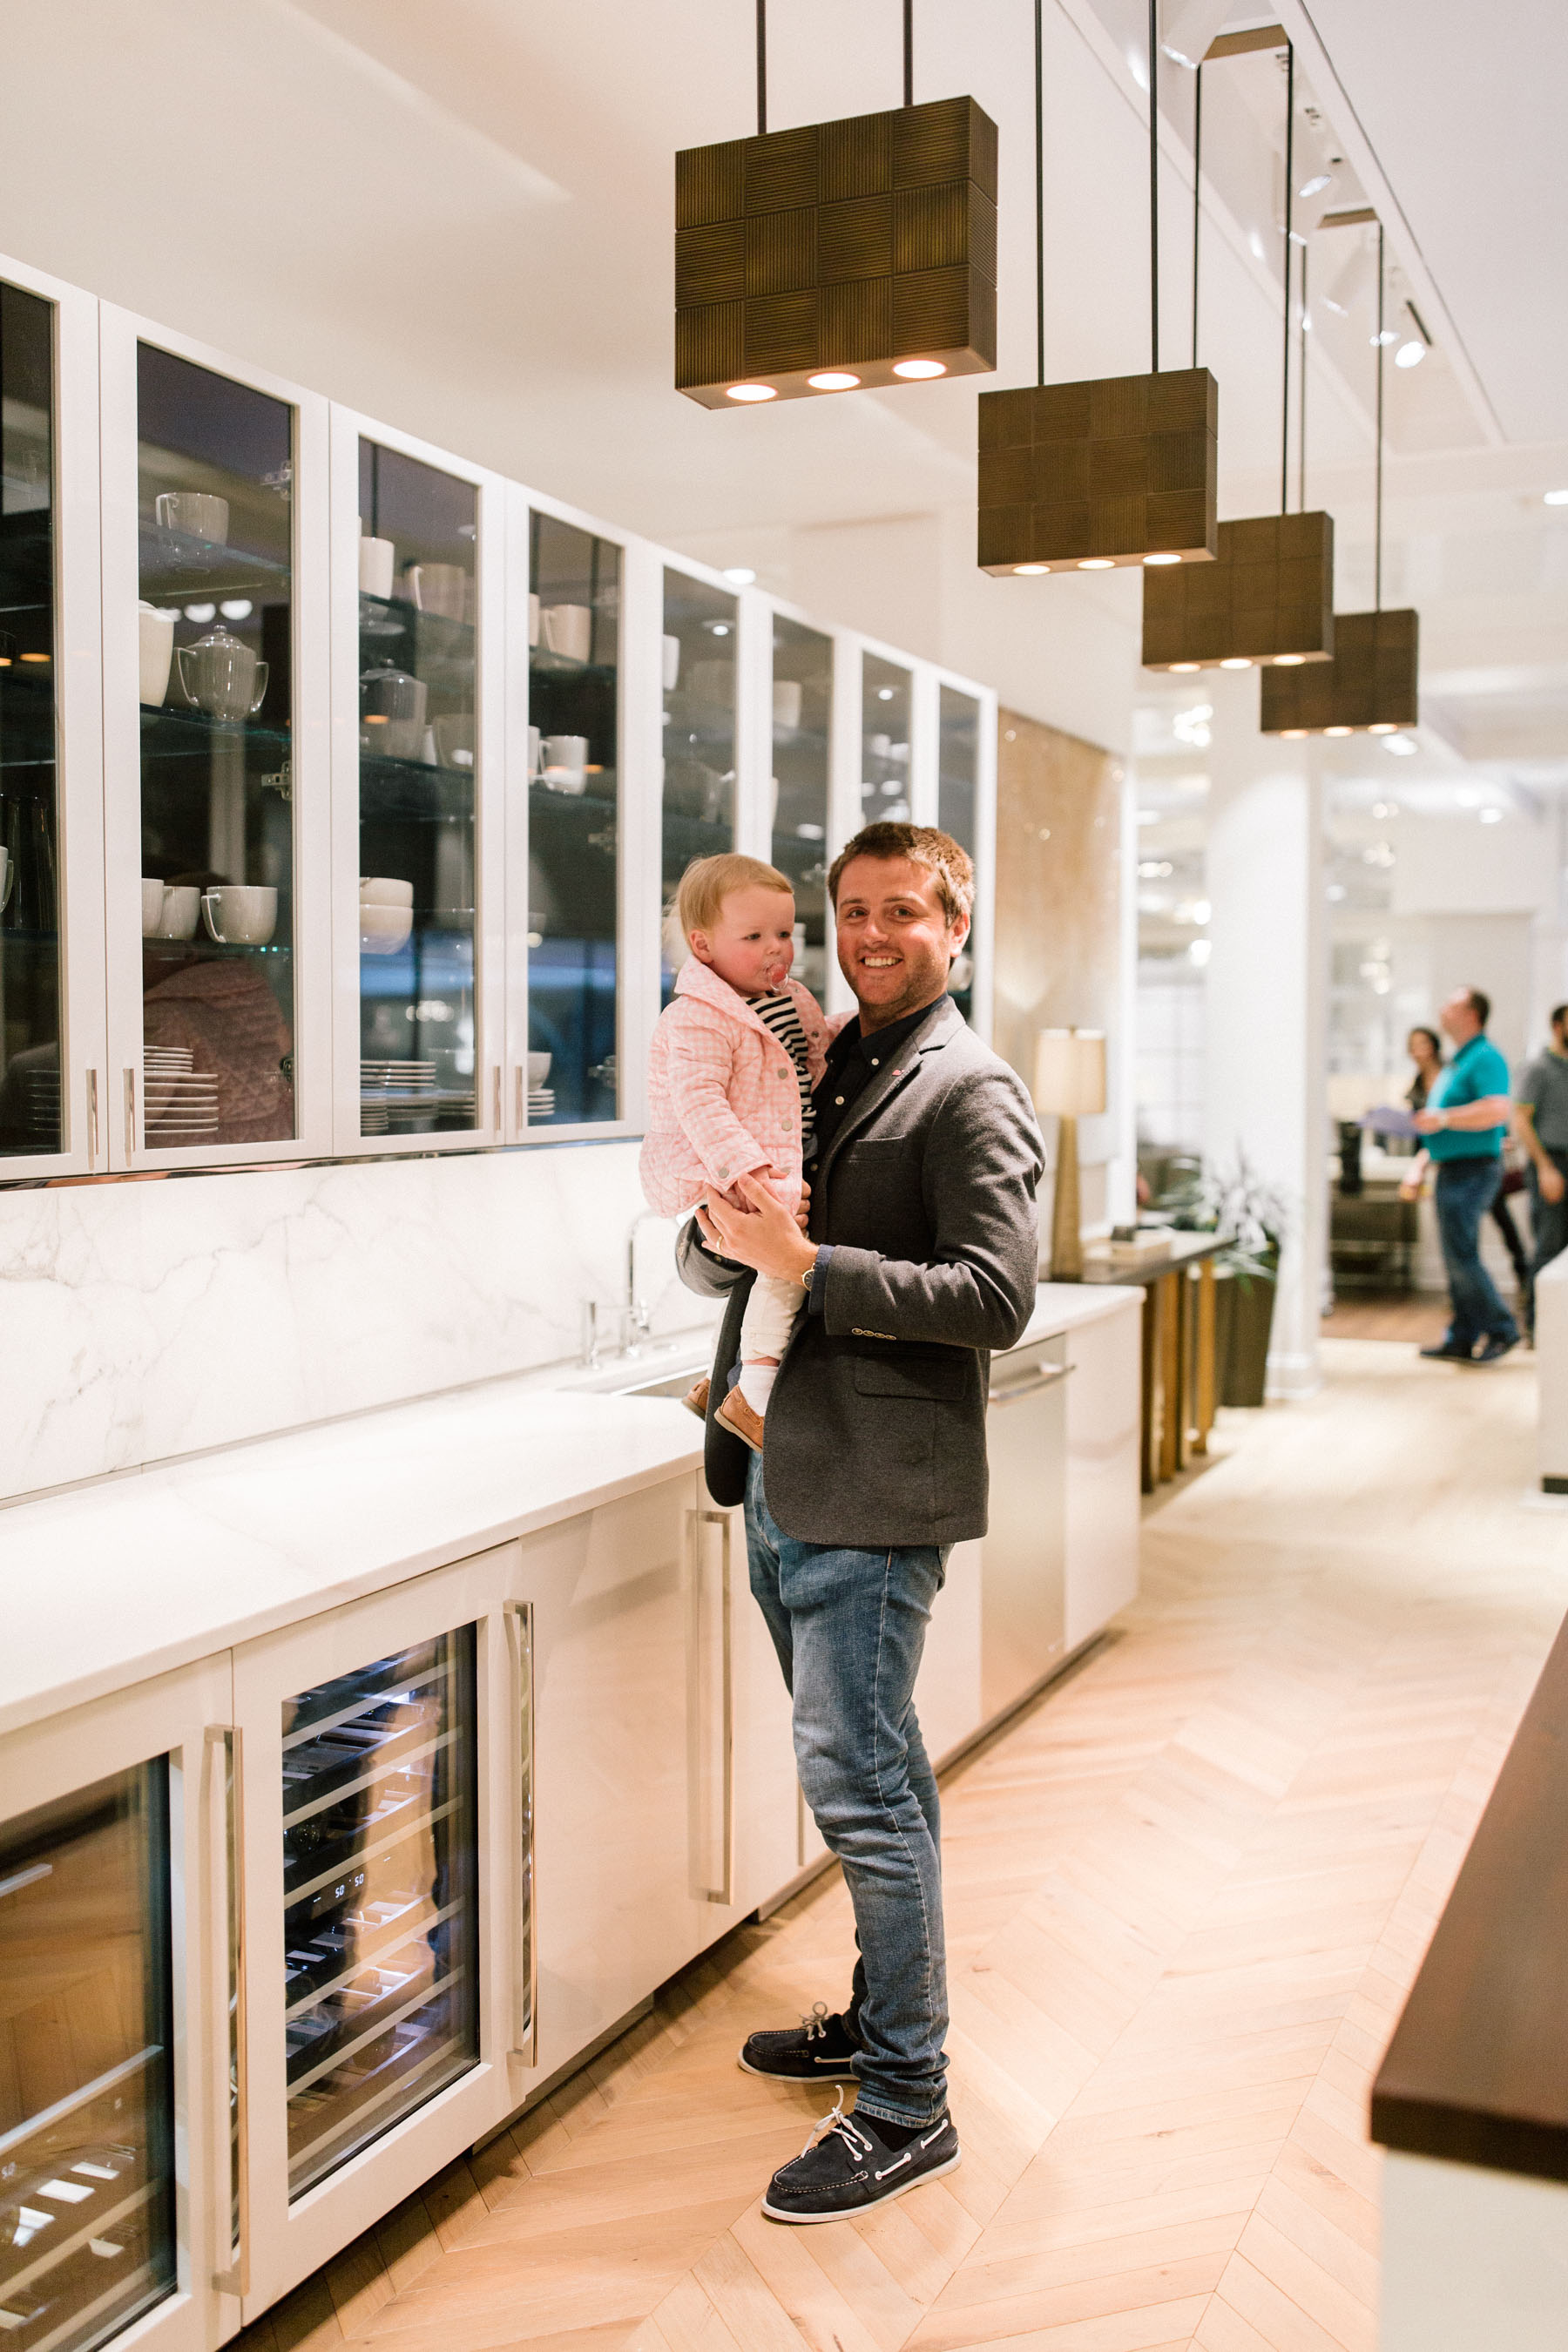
[527,1089,556,1119]
[362,1058,436,1134]
[144,1046,220,1144]
[22,1066,61,1144]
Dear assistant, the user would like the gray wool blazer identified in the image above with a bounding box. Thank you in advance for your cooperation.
[676,994,1045,1549]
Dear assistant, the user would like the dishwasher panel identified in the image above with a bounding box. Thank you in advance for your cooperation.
[981,1336,1069,1720]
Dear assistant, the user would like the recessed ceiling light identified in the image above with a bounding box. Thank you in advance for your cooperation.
[1479,807,1504,823]
[709,623,730,637]
[1274,653,1307,666]
[1325,725,1353,736]
[1394,340,1425,368]
[722,566,756,585]
[1370,329,1399,347]
[1299,172,1332,198]
[20,650,50,662]
[877,686,895,700]
[1078,558,1115,570]
[1219,656,1252,670]
[1013,563,1048,574]
[1282,728,1308,740]
[1143,551,1181,566]
[1368,722,1397,734]
[1383,734,1418,756]
[807,371,860,391]
[726,383,776,402]
[892,359,946,379]
[1170,661,1200,673]
[1544,490,1568,505]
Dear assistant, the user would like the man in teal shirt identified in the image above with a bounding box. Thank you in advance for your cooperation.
[1412,986,1519,1362]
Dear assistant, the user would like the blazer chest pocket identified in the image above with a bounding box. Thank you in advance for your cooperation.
[853,1352,970,1402]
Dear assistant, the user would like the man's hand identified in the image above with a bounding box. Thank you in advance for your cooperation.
[1542,1165,1566,1205]
[697,1175,818,1285]
[1413,1109,1442,1135]
[1398,1175,1422,1201]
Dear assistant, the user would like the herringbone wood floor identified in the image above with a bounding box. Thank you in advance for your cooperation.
[238,1337,1565,2352]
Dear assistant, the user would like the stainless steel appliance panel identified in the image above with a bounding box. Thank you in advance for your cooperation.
[981,1335,1069,1719]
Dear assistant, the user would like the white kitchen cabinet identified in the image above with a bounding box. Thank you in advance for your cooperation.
[0,1653,233,2352]
[1063,1294,1141,1654]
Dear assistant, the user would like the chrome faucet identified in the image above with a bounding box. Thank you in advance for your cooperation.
[626,1209,671,1345]
[581,1213,671,1368]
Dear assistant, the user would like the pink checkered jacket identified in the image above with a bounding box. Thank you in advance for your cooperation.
[640,956,840,1218]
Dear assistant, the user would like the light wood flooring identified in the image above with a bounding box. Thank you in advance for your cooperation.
[240,1337,1566,2352]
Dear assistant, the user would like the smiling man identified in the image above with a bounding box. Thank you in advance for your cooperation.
[677,820,1044,2223]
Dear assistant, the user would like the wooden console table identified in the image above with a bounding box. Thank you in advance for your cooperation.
[1078,1233,1221,1492]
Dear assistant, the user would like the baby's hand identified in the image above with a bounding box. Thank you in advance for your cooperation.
[795,1179,811,1233]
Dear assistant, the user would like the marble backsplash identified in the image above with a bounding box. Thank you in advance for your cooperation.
[0,1141,713,1505]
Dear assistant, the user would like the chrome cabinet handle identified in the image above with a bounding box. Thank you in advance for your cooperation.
[123,1066,137,1159]
[693,1510,734,1906]
[86,1068,99,1167]
[504,1601,537,2065]
[516,1065,525,1129]
[492,1064,502,1135]
[205,1726,249,2299]
[989,1360,1073,1405]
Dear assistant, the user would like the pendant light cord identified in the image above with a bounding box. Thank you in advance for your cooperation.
[1148,0,1159,372]
[1375,223,1385,611]
[755,0,767,132]
[1281,41,1294,514]
[1036,0,1045,383]
[904,0,914,104]
[1191,64,1202,369]
[1298,245,1308,511]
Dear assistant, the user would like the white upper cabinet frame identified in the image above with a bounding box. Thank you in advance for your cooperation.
[0,250,106,1179]
[99,308,331,1171]
[328,404,506,1156]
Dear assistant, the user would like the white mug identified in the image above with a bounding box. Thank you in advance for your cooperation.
[527,1051,551,1087]
[400,563,467,620]
[155,490,228,544]
[148,884,200,941]
[662,633,681,692]
[359,536,395,598]
[542,604,592,663]
[542,733,588,793]
[360,904,414,955]
[526,723,542,777]
[528,591,541,647]
[139,603,175,706]
[141,877,166,936]
[773,679,803,731]
[201,885,278,946]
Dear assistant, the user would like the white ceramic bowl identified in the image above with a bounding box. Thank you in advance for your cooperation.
[360,876,415,909]
[360,905,414,955]
[527,1052,551,1086]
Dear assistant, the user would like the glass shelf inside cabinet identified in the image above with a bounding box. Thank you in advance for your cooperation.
[358,446,480,1136]
[280,1627,478,2199]
[136,344,297,1150]
[0,280,64,1157]
[660,571,737,1003]
[528,514,620,1125]
[938,685,981,1022]
[0,1761,176,2352]
[860,652,912,828]
[770,618,833,1002]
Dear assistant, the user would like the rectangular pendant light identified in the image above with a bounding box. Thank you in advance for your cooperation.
[977,368,1218,573]
[1260,607,1419,735]
[674,97,998,408]
[1142,510,1335,669]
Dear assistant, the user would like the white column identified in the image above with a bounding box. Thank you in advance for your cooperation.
[1203,673,1328,1400]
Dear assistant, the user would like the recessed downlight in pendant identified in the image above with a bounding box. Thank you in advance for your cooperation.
[976,0,1218,575]
[1141,33,1335,672]
[1262,225,1420,736]
[674,1,998,409]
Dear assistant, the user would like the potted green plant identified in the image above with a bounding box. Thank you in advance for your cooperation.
[1196,1155,1288,1407]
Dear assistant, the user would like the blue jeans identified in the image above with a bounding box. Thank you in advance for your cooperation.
[744,1456,950,2127]
[1435,1158,1518,1351]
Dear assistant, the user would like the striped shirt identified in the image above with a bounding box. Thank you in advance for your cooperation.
[752,989,816,1157]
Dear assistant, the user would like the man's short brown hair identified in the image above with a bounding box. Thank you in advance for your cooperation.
[827,821,974,926]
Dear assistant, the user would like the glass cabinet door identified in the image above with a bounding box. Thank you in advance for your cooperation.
[132,346,298,1153]
[769,618,832,1002]
[860,652,912,828]
[939,685,981,1023]
[355,441,481,1140]
[0,1762,175,2352]
[280,1628,478,2199]
[526,512,620,1125]
[660,571,736,1000]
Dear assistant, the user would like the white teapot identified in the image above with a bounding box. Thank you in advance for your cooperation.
[176,625,268,722]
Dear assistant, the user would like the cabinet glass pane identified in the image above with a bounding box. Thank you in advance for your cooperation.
[939,685,981,1023]
[770,618,832,1002]
[357,444,478,1138]
[137,346,295,1147]
[528,515,619,1124]
[661,572,737,1000]
[860,653,911,826]
[282,1627,477,2199]
[0,1761,175,2352]
[0,283,62,1156]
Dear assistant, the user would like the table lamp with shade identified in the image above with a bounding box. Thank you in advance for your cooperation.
[1033,1029,1107,1281]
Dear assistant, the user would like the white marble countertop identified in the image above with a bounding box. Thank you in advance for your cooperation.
[0,1385,703,1740]
[0,1281,1143,1742]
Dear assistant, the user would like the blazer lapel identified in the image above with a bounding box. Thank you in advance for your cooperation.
[814,997,962,1192]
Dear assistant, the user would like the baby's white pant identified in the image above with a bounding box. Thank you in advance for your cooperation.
[739,1270,806,1362]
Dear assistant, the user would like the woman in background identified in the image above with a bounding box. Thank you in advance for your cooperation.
[1403,1023,1532,1330]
